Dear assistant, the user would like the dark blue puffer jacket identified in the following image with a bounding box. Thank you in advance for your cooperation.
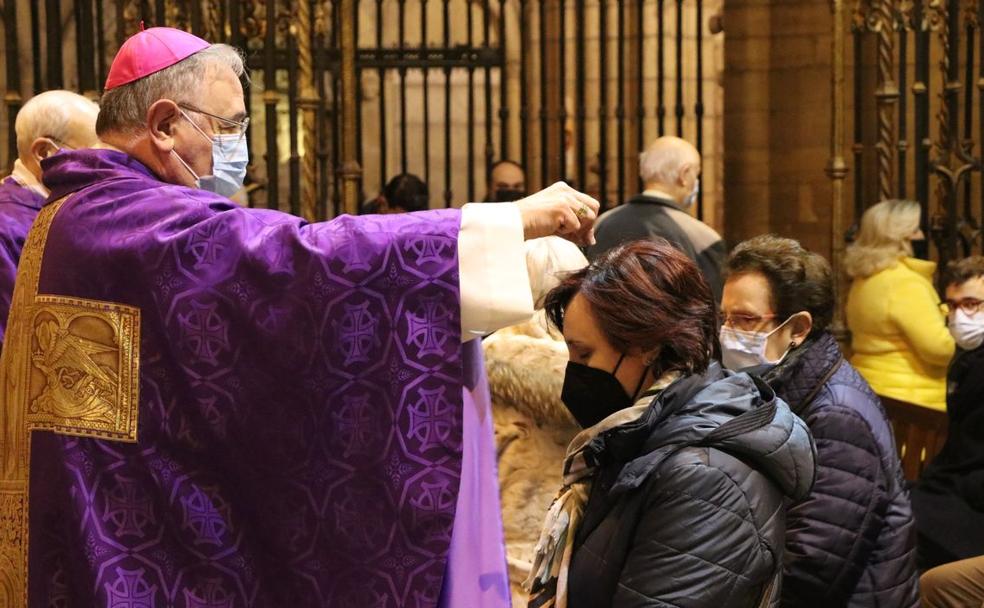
[759,332,919,607]
[565,363,816,608]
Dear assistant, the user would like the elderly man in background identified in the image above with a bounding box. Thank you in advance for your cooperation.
[0,90,99,346]
[588,135,726,301]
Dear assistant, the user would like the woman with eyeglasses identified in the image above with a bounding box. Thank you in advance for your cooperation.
[721,235,919,608]
[526,239,815,608]
[843,199,955,410]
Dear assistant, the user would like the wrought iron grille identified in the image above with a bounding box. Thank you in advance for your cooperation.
[848,0,984,268]
[0,0,719,221]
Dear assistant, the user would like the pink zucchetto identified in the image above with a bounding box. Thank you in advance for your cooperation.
[104,25,210,91]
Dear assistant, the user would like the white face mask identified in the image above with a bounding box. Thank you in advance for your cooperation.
[682,178,700,209]
[949,309,984,351]
[172,109,249,198]
[719,318,794,370]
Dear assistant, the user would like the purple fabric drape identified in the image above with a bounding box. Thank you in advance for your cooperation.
[439,341,512,608]
[25,149,467,607]
[0,176,44,346]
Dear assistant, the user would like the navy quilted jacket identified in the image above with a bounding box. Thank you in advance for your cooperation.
[566,364,816,608]
[760,332,919,607]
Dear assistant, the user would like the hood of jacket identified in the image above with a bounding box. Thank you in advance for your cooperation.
[587,362,816,502]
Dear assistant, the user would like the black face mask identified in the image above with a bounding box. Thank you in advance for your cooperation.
[492,188,525,202]
[560,355,648,429]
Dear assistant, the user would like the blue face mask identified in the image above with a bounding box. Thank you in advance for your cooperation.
[682,178,700,209]
[173,109,249,198]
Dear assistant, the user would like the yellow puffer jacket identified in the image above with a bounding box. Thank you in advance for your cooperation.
[847,257,955,411]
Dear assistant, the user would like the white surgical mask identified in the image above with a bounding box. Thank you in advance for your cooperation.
[682,178,700,209]
[949,309,984,351]
[172,109,249,198]
[719,317,794,370]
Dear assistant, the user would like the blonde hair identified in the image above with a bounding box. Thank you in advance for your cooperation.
[843,199,921,278]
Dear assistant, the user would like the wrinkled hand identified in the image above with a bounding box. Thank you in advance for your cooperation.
[515,182,600,246]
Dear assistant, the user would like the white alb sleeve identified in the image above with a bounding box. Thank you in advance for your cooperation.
[458,202,534,340]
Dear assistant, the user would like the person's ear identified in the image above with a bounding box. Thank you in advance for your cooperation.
[147,99,181,153]
[632,346,661,366]
[29,137,58,163]
[788,312,813,347]
[678,164,697,188]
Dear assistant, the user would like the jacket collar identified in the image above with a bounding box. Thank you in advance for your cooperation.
[642,188,677,201]
[760,332,843,414]
[41,147,159,203]
[900,256,937,280]
[583,363,788,491]
[628,191,681,210]
[574,363,816,544]
[580,367,719,469]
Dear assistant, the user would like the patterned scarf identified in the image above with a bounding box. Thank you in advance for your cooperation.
[525,372,680,608]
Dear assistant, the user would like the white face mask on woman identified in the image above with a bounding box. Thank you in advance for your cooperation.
[949,309,984,351]
[719,317,796,370]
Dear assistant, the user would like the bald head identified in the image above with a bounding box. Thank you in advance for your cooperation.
[639,136,701,205]
[15,90,100,180]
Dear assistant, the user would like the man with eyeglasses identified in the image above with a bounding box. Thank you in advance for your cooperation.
[0,90,99,351]
[912,256,984,581]
[0,26,597,608]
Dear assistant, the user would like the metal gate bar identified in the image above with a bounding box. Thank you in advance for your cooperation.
[840,0,984,271]
[617,1,626,205]
[598,0,609,210]
[0,0,715,222]
[442,0,452,207]
[575,0,586,188]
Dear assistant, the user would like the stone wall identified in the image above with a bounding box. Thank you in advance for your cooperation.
[724,0,838,258]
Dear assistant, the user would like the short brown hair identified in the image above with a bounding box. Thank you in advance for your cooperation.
[725,235,834,335]
[544,239,718,376]
[943,256,984,288]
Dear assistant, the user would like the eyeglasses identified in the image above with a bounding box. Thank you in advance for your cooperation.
[720,311,780,332]
[41,135,73,150]
[944,298,984,316]
[177,103,249,140]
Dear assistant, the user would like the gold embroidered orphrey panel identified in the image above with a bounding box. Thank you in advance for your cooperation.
[0,198,140,607]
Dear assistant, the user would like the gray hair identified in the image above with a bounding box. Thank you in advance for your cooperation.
[96,43,246,136]
[638,136,699,186]
[15,90,99,158]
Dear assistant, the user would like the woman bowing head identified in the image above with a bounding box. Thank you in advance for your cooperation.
[527,239,816,608]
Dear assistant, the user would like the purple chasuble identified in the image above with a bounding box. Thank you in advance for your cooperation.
[0,176,44,347]
[439,341,511,608]
[25,148,469,607]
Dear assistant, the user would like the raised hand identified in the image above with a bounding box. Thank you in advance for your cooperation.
[515,181,600,247]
